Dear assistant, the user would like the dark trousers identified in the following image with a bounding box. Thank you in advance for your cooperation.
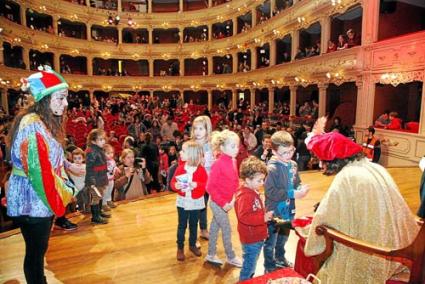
[199,193,209,230]
[12,216,53,284]
[177,207,199,249]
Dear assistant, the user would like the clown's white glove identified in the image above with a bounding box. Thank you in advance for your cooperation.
[294,184,310,199]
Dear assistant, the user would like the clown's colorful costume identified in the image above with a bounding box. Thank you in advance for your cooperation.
[7,69,75,218]
[7,113,75,218]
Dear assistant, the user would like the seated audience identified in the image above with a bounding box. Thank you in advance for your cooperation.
[336,34,348,50]
[385,112,402,130]
[374,110,390,128]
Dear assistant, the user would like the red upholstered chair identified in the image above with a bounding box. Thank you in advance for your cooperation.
[311,218,425,284]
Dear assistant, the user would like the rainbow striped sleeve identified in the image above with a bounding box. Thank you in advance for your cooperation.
[25,131,75,216]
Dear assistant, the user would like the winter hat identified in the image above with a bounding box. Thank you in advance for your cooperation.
[21,66,68,102]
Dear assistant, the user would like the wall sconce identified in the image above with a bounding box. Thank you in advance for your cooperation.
[70,14,78,21]
[380,73,402,87]
[70,49,79,55]
[297,17,306,23]
[127,17,136,27]
[39,5,47,12]
[330,0,342,6]
[103,85,112,91]
[12,37,21,44]
[101,52,111,59]
[108,14,120,25]
[162,85,172,91]
[40,44,49,50]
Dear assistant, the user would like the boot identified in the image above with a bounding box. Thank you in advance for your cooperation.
[177,248,185,261]
[91,205,108,224]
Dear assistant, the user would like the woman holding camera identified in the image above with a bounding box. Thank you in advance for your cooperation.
[114,149,151,201]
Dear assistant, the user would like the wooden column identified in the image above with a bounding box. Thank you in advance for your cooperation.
[232,52,238,74]
[87,23,92,41]
[251,48,257,70]
[252,8,257,26]
[21,5,27,27]
[207,89,213,110]
[208,55,213,75]
[250,88,256,110]
[291,30,299,60]
[148,27,153,44]
[180,58,185,76]
[118,27,123,44]
[270,39,276,66]
[117,0,122,11]
[54,53,60,72]
[270,0,275,17]
[148,0,152,13]
[22,47,30,70]
[289,85,297,116]
[149,59,154,77]
[149,89,154,99]
[232,89,237,110]
[53,16,59,35]
[320,16,331,54]
[362,0,380,45]
[87,56,93,75]
[268,87,274,114]
[233,17,238,35]
[208,23,213,41]
[318,83,328,117]
[354,77,375,128]
[208,0,212,7]
[179,0,184,12]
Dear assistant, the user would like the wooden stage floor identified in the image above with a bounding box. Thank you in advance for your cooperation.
[0,167,422,284]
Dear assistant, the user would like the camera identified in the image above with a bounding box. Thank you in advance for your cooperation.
[135,157,146,168]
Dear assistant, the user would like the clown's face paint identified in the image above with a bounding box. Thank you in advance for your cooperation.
[50,89,68,116]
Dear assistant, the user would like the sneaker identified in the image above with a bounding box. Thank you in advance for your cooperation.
[102,205,111,212]
[227,256,243,268]
[205,254,223,265]
[100,212,111,218]
[275,258,293,268]
[55,219,78,231]
[189,246,202,257]
[107,201,117,208]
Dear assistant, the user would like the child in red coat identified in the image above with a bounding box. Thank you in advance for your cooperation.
[171,141,208,261]
[235,156,273,281]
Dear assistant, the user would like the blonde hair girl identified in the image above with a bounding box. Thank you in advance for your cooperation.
[191,116,214,240]
[171,140,208,261]
[205,129,241,266]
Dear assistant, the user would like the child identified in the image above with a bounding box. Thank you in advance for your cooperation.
[104,144,119,210]
[85,129,110,225]
[191,115,214,240]
[236,156,273,281]
[168,145,178,166]
[171,141,208,261]
[263,131,310,273]
[205,130,242,267]
[114,149,150,201]
[67,148,88,213]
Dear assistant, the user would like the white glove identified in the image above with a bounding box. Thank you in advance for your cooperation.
[419,157,425,172]
[294,184,310,199]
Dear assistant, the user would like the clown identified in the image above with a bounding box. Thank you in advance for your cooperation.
[303,118,420,284]
[6,66,76,284]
